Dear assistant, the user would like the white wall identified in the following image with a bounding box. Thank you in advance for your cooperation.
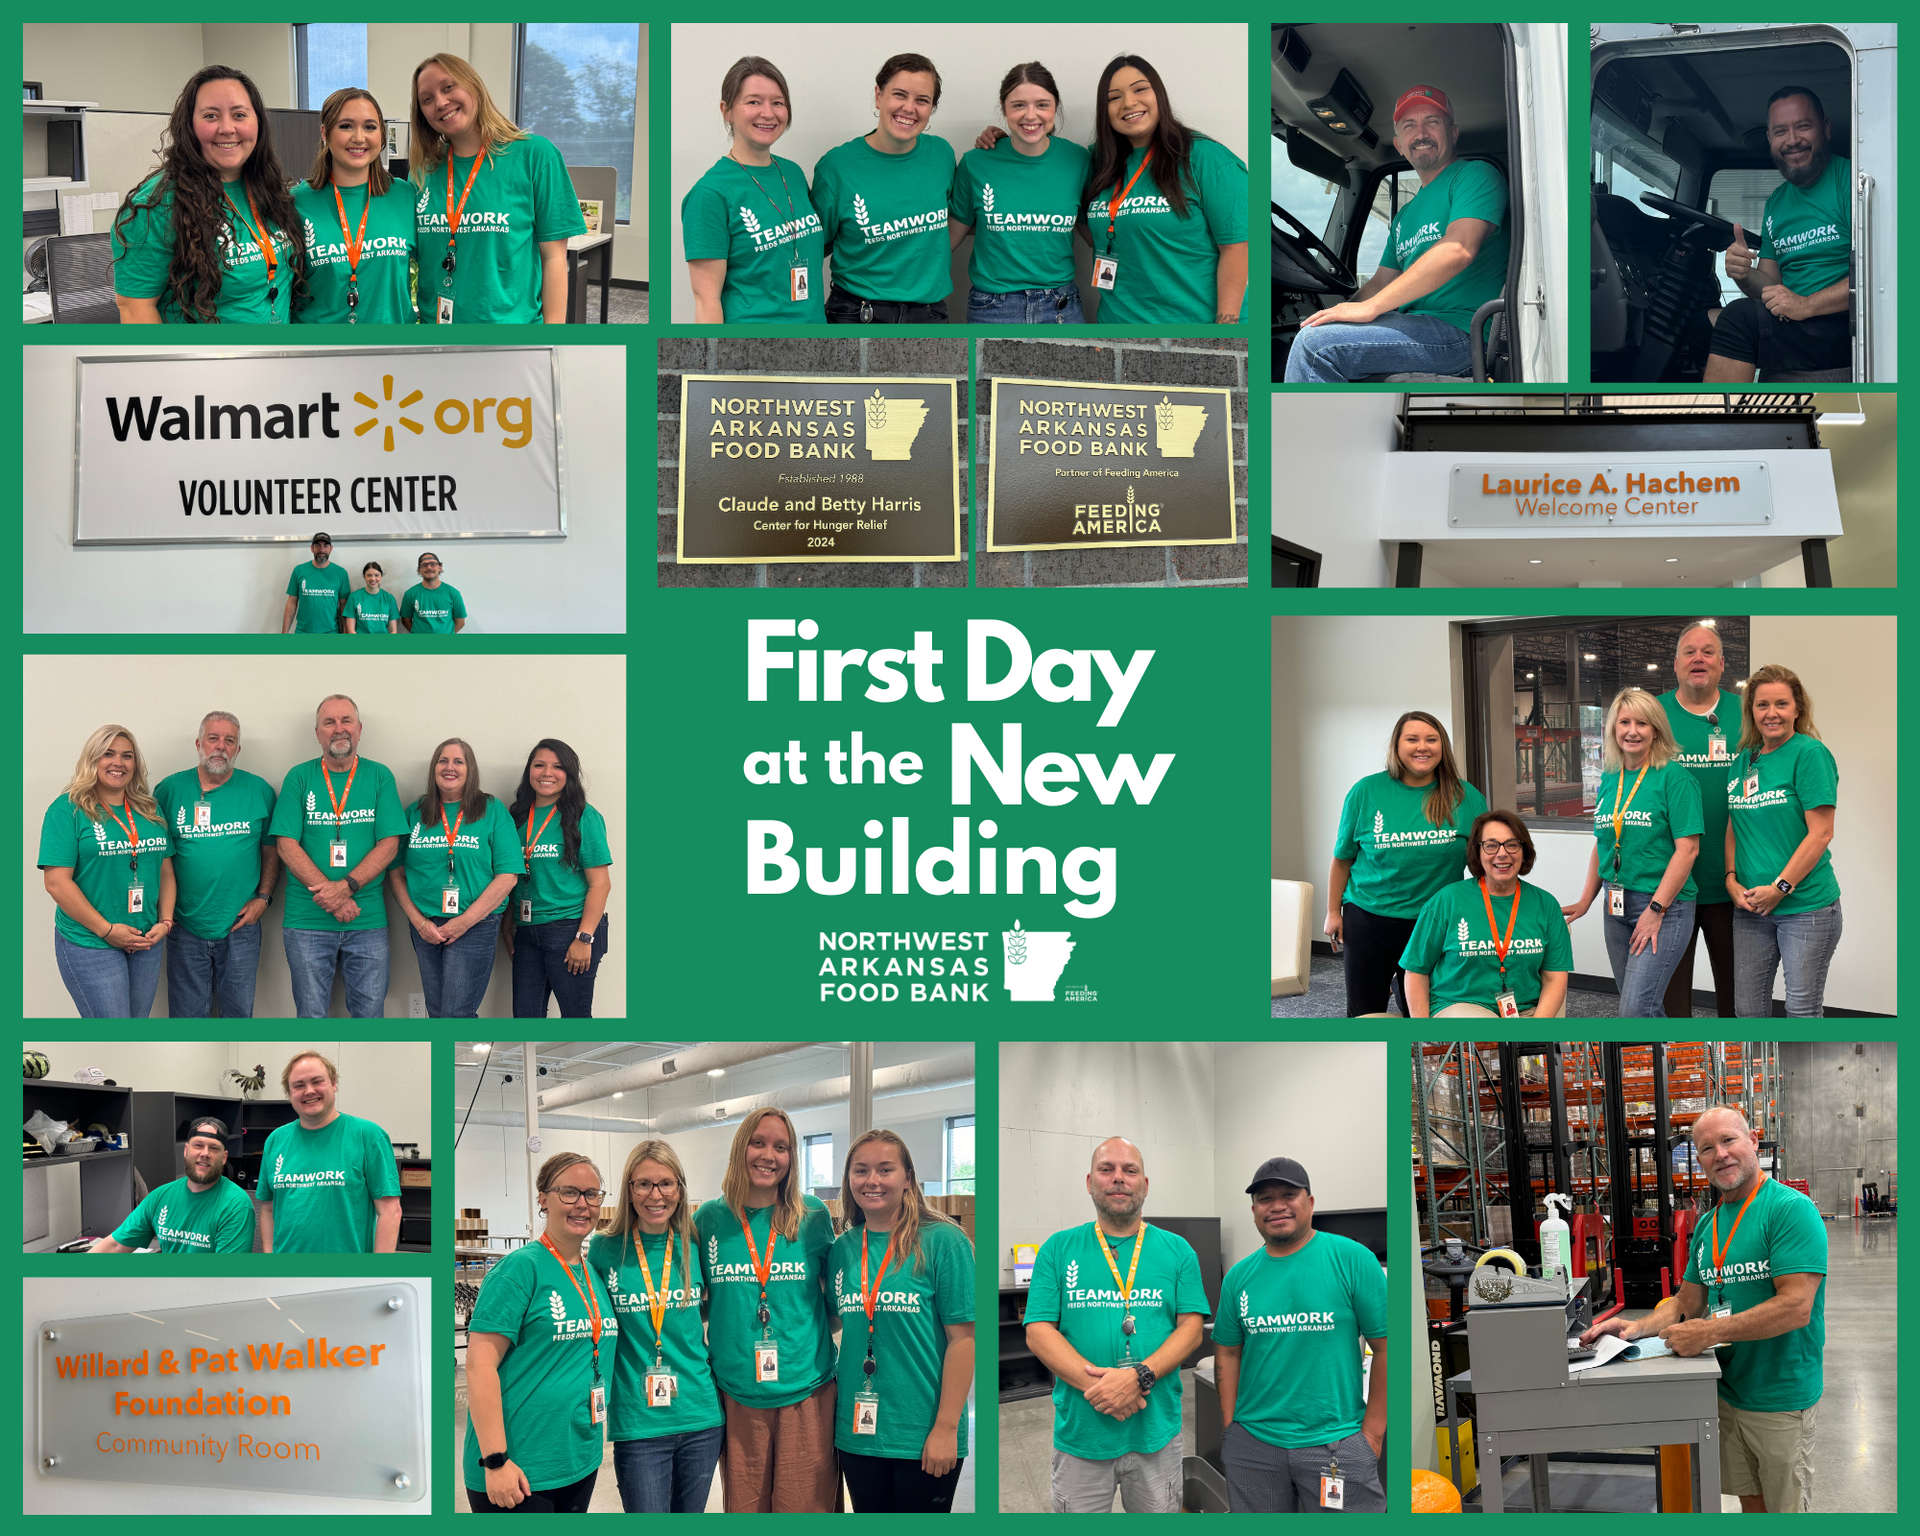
[23,1275,431,1515]
[1271,392,1401,587]
[23,346,627,634]
[201,23,295,107]
[22,654,627,1019]
[669,24,1248,320]
[23,25,208,112]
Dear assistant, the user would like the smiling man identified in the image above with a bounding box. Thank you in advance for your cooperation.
[1582,1105,1826,1512]
[1023,1136,1208,1513]
[1286,84,1510,382]
[282,532,352,635]
[90,1116,255,1253]
[257,1049,402,1254]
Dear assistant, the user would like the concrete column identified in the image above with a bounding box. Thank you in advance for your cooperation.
[522,1042,540,1240]
[848,1042,874,1148]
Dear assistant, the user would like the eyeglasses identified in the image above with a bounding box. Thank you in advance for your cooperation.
[630,1179,680,1195]
[1479,839,1524,855]
[549,1187,605,1205]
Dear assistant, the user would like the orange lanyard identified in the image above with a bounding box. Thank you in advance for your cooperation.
[739,1210,778,1307]
[1611,763,1650,866]
[438,806,465,869]
[540,1234,603,1373]
[523,804,559,860]
[1093,1224,1145,1316]
[228,184,278,283]
[332,182,371,278]
[101,803,143,872]
[445,148,490,262]
[1711,1175,1767,1273]
[1104,149,1154,249]
[1478,878,1522,984]
[631,1229,673,1357]
[319,759,358,832]
[859,1228,900,1332]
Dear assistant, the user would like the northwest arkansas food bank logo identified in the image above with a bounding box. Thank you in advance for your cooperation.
[1003,919,1076,1002]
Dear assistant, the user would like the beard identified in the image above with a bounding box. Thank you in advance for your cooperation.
[1772,139,1829,188]
[199,753,233,780]
[1092,1187,1145,1224]
[325,735,355,760]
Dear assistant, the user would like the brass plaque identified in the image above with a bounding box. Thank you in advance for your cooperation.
[677,374,962,563]
[986,377,1236,551]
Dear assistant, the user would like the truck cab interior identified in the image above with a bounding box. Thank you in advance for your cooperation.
[1271,23,1521,383]
[1591,39,1852,382]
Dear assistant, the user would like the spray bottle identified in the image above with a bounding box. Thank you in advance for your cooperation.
[1539,1193,1572,1287]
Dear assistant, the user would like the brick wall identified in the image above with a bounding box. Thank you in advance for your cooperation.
[975,338,1248,588]
[657,339,969,588]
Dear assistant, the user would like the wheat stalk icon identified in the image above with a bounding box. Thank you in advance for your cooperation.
[866,390,888,431]
[708,1235,719,1266]
[1374,811,1384,834]
[1065,1259,1079,1288]
[1156,395,1176,434]
[982,183,996,214]
[854,193,871,227]
[549,1291,568,1323]
[306,791,316,813]
[1457,918,1471,945]
[159,1205,170,1230]
[1007,919,1028,964]
[739,205,761,234]
[1239,1290,1250,1319]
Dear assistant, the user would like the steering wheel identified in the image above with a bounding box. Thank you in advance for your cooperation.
[1271,201,1358,296]
[1638,193,1758,254]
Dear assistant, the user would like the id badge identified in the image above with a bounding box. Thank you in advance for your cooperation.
[646,1370,677,1407]
[1320,1476,1344,1510]
[520,899,534,924]
[1711,1304,1732,1321]
[1093,255,1119,290]
[1743,770,1760,799]
[1495,990,1520,1019]
[589,1380,606,1425]
[853,1390,880,1435]
[436,295,455,325]
[1607,884,1626,918]
[441,884,461,916]
[126,881,146,915]
[329,839,350,869]
[193,799,212,830]
[790,264,809,302]
[754,1341,780,1383]
[1708,731,1729,762]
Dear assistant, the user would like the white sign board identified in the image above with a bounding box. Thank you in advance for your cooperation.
[1449,461,1773,529]
[74,347,565,545]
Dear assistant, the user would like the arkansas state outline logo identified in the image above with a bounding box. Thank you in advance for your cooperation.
[1003,919,1076,1001]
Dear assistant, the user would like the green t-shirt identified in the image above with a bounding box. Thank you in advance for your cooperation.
[1024,1221,1209,1459]
[951,137,1090,292]
[692,1195,836,1408]
[1660,690,1744,905]
[109,1173,256,1254]
[291,179,418,325]
[266,756,409,931]
[1682,1177,1827,1412]
[516,801,613,925]
[258,1111,400,1253]
[1400,878,1574,1014]
[462,1240,619,1490]
[587,1227,724,1442]
[286,561,352,633]
[153,767,278,940]
[1212,1231,1387,1448]
[829,1221,976,1459]
[1759,155,1851,296]
[37,794,173,948]
[347,587,401,634]
[1333,771,1488,921]
[111,173,294,323]
[812,133,956,304]
[1085,137,1248,324]
[1727,733,1841,913]
[1593,760,1705,901]
[681,154,826,322]
[400,582,466,632]
[401,795,524,918]
[1386,158,1511,336]
[414,134,588,324]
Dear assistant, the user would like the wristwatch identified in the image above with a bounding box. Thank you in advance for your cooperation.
[1648,899,1667,915]
[575,931,594,946]
[254,890,274,903]
[1774,878,1795,895]
[344,873,362,895]
[480,1449,510,1471]
[1132,1362,1156,1397]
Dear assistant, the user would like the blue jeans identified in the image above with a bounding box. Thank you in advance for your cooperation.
[1603,892,1696,1017]
[283,925,390,1017]
[54,930,164,1018]
[612,1424,724,1513]
[511,914,608,1018]
[1284,310,1472,381]
[966,283,1084,324]
[1734,900,1843,1017]
[166,921,262,1018]
[410,912,501,1017]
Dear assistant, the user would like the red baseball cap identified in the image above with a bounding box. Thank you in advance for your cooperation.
[1392,85,1454,125]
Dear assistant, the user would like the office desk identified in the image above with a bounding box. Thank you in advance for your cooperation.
[1446,1350,1722,1513]
[24,294,53,323]
[565,231,613,324]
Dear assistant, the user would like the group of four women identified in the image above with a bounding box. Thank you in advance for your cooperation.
[1330,667,1843,1017]
[111,55,586,325]
[682,52,1247,325]
[464,1109,974,1513]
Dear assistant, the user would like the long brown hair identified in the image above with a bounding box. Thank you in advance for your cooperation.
[840,1128,965,1277]
[605,1139,697,1306]
[1738,664,1822,752]
[721,1108,808,1241]
[64,724,161,825]
[112,65,306,323]
[306,87,394,196]
[415,737,490,827]
[409,53,527,178]
[1087,55,1203,219]
[1384,711,1469,827]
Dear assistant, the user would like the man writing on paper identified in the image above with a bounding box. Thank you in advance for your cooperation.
[1581,1105,1826,1512]
[1023,1136,1208,1513]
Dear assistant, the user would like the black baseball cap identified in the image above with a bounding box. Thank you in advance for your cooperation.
[1246,1156,1311,1195]
[310,532,333,545]
[182,1117,229,1144]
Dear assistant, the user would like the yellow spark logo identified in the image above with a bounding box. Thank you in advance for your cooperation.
[353,374,425,453]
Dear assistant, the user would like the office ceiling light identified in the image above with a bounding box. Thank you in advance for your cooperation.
[1525,672,1535,679]
[708,1068,726,1077]
[1528,558,1543,564]
[474,1043,490,1053]
[1583,653,1597,661]
[1816,392,1866,427]
[1647,663,1658,670]
[1666,557,1680,562]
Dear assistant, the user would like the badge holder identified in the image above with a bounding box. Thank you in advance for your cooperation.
[853,1390,880,1434]
[1093,255,1119,290]
[193,799,212,831]
[790,265,809,302]
[1743,768,1760,799]
[1708,730,1729,762]
[590,1378,607,1425]
[1119,1311,1137,1363]
[329,838,350,870]
[436,295,456,325]
[1320,1453,1344,1510]
[1495,990,1520,1019]
[126,880,146,916]
[442,884,461,916]
[645,1366,677,1407]
[754,1340,780,1383]
[520,899,534,924]
[1608,884,1626,918]
[346,280,360,325]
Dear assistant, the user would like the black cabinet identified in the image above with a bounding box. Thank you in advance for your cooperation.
[23,1077,135,1246]
[397,1157,431,1252]
[999,1286,1054,1401]
[130,1090,296,1196]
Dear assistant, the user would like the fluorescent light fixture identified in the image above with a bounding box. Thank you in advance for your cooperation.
[612,1091,622,1098]
[474,1043,489,1053]
[1583,653,1597,661]
[1666,557,1680,563]
[1816,391,1866,427]
[1528,558,1543,564]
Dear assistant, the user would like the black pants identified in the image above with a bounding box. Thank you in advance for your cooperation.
[1708,297,1850,372]
[1342,902,1417,1017]
[467,1470,597,1513]
[1663,899,1736,1018]
[839,1448,963,1512]
[826,284,949,324]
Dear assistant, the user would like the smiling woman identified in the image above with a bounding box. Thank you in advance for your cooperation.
[290,86,420,325]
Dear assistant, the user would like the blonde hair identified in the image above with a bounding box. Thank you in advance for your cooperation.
[1601,687,1680,774]
[605,1139,696,1302]
[65,725,160,825]
[307,87,394,195]
[1738,665,1821,752]
[280,1050,339,1093]
[409,53,528,178]
[721,1107,808,1242]
[840,1128,965,1277]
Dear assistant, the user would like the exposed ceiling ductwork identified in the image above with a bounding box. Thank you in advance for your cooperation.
[534,1041,820,1112]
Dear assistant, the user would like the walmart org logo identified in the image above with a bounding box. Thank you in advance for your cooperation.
[354,374,425,453]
